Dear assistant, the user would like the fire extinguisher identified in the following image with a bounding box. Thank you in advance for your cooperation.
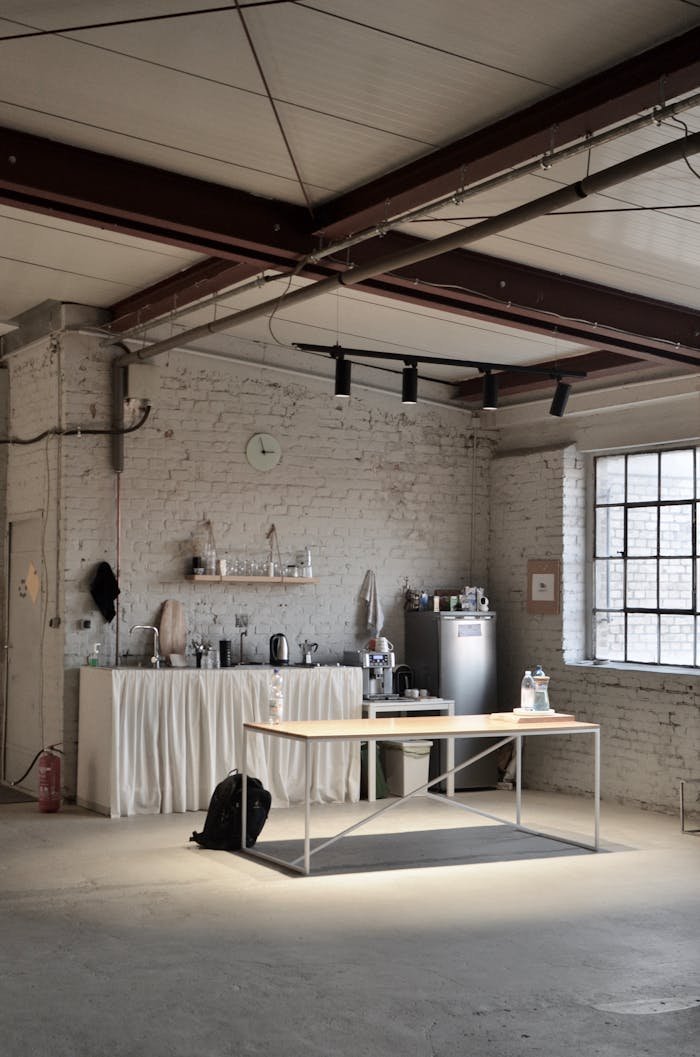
[38,747,62,813]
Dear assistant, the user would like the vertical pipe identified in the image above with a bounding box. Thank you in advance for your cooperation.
[111,360,126,665]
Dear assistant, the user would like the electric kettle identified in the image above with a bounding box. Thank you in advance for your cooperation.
[269,633,289,665]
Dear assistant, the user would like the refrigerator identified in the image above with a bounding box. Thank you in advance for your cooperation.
[404,611,499,789]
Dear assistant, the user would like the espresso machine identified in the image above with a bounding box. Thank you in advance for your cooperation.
[343,648,398,699]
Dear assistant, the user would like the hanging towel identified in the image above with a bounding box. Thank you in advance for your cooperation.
[359,569,384,635]
[89,562,120,622]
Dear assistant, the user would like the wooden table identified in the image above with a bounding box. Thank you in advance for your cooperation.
[241,714,601,875]
[362,697,455,800]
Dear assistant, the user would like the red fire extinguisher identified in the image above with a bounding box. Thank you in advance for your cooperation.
[38,748,62,813]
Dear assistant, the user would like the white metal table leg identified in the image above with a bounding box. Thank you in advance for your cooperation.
[303,740,311,876]
[594,727,600,850]
[515,734,522,825]
[241,727,248,849]
[367,702,376,802]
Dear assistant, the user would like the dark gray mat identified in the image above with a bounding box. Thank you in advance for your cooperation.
[0,785,36,804]
[252,823,591,874]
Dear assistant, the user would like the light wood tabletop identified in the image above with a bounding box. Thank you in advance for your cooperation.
[244,713,599,741]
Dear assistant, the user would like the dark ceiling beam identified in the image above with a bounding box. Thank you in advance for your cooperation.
[456,351,642,399]
[327,233,700,360]
[109,259,262,332]
[313,27,700,238]
[105,228,700,363]
[0,126,312,264]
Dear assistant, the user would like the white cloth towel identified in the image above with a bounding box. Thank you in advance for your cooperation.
[360,569,384,635]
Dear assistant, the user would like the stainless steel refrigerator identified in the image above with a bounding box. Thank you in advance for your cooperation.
[405,611,499,789]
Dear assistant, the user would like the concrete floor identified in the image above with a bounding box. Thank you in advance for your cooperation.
[1,789,699,1057]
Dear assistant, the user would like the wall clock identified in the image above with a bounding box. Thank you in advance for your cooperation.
[245,433,282,471]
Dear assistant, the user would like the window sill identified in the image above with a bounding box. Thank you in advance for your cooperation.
[568,659,699,678]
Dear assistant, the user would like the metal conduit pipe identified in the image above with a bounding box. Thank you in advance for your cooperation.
[306,91,700,265]
[120,130,700,366]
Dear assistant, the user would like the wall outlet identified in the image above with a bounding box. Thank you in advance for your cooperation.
[235,613,249,627]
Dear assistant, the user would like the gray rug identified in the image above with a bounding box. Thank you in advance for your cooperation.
[0,785,36,804]
[252,823,591,875]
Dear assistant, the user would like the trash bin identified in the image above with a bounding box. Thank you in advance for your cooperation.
[380,740,432,796]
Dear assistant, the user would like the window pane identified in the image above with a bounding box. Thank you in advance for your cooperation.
[594,612,624,660]
[595,559,624,609]
[660,615,695,666]
[626,560,657,608]
[596,455,626,503]
[627,614,658,662]
[660,449,694,500]
[659,559,693,609]
[627,506,656,556]
[596,506,624,557]
[627,452,658,502]
[659,505,692,556]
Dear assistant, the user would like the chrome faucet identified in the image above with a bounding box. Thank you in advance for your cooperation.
[130,624,163,668]
[239,628,248,665]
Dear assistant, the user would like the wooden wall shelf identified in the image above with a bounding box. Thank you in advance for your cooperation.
[186,575,318,585]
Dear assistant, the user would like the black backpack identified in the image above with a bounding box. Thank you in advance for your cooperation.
[190,770,271,851]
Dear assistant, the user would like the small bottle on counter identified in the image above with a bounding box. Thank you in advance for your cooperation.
[268,668,284,725]
[520,670,535,710]
[87,643,101,667]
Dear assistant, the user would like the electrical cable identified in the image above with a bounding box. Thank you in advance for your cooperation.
[8,744,63,787]
[0,403,151,446]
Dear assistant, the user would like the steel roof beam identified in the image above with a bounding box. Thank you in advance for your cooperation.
[314,27,700,238]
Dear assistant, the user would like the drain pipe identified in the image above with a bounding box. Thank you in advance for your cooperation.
[119,130,700,365]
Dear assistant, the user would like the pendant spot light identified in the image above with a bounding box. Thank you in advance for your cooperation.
[334,355,351,398]
[402,362,418,404]
[549,378,571,417]
[482,370,498,411]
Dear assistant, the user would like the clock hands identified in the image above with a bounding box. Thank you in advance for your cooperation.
[259,437,269,455]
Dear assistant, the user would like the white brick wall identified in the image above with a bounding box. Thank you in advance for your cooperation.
[5,323,698,814]
[8,330,494,796]
[489,444,700,813]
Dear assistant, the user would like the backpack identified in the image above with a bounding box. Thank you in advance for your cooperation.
[189,770,271,851]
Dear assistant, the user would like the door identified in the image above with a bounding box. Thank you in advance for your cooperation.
[3,518,44,791]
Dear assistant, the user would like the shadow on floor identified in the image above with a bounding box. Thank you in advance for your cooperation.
[252,823,595,875]
[0,785,36,805]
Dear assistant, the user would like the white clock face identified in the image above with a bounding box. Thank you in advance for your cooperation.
[245,433,281,471]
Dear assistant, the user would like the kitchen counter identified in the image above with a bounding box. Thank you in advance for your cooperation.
[77,665,363,817]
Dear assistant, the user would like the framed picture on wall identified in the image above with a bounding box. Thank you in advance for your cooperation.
[527,559,561,615]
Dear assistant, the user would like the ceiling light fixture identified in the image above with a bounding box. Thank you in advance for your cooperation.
[482,371,499,411]
[402,362,418,404]
[549,378,572,417]
[334,355,351,398]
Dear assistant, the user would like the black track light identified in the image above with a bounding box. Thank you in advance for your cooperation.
[549,379,571,417]
[402,363,418,404]
[334,356,351,398]
[482,371,498,410]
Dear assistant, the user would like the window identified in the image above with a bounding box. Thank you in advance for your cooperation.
[593,446,699,668]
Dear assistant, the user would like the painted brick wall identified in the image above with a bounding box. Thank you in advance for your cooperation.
[4,337,65,786]
[46,332,495,795]
[489,444,699,813]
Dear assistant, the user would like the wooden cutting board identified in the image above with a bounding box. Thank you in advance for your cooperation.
[159,599,186,657]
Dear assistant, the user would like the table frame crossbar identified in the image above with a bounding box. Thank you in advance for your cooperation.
[241,723,600,875]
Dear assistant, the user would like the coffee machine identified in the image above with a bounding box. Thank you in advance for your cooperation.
[343,649,397,699]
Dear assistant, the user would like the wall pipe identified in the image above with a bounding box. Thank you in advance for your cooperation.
[119,131,700,366]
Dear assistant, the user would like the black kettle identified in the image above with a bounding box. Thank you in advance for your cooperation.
[269,633,289,665]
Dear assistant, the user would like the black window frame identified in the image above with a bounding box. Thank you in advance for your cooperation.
[592,445,699,669]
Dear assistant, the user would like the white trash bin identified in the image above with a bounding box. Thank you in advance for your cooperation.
[380,740,432,796]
